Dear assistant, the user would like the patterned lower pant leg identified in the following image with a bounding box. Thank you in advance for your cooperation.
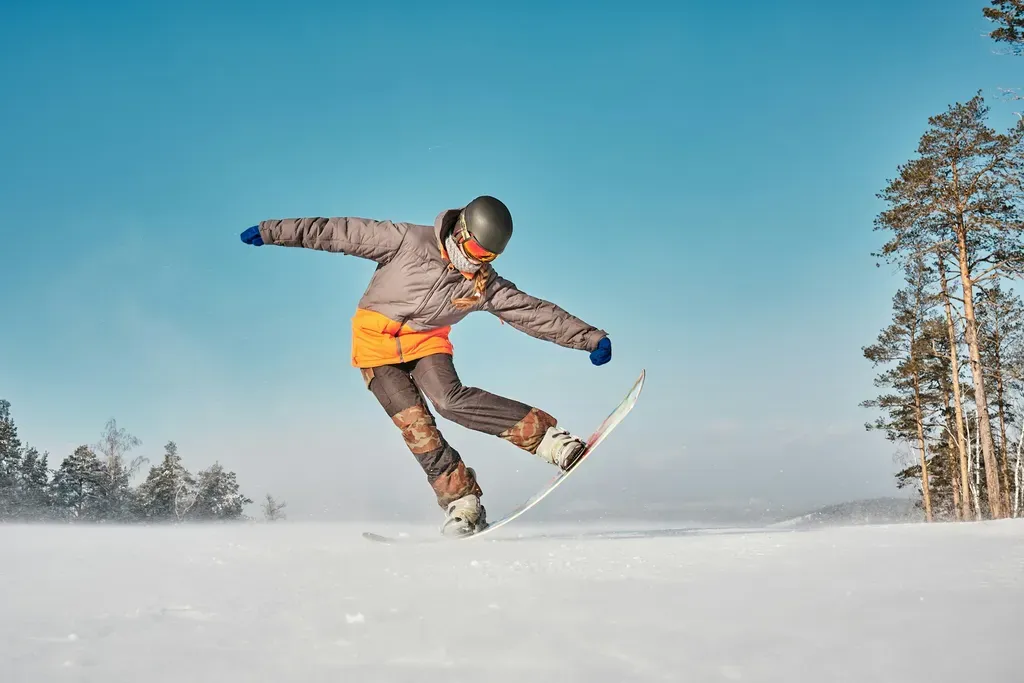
[361,364,481,508]
[408,354,559,453]
[497,407,559,453]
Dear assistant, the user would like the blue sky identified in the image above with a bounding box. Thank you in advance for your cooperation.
[1,0,1021,521]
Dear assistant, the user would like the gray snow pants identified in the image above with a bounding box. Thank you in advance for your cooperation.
[360,353,558,508]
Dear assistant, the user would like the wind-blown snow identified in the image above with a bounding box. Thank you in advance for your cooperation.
[2,519,1022,681]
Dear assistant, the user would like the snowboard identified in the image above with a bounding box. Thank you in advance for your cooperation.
[362,368,645,544]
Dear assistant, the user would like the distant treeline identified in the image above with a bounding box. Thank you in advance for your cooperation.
[0,399,286,524]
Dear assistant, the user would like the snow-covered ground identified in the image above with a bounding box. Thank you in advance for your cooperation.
[2,518,1022,682]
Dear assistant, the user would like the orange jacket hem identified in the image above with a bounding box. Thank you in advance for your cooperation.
[350,307,454,369]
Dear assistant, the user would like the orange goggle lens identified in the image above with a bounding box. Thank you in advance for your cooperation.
[462,237,498,263]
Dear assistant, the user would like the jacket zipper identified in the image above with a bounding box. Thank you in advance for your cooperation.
[395,264,455,362]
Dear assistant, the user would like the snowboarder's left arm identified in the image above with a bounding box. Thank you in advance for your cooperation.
[483,275,607,352]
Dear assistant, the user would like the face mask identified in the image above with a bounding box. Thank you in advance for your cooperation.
[445,232,482,274]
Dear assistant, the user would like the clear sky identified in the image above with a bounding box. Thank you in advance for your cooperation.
[2,0,1021,523]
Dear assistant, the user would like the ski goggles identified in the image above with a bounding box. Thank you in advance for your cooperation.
[456,214,499,263]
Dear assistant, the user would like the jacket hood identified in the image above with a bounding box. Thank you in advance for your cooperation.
[435,207,478,277]
[434,208,463,246]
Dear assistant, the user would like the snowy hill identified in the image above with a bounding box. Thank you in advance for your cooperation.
[2,518,1021,682]
[768,496,923,528]
[523,494,924,530]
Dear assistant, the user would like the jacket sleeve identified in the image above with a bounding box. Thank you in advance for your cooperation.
[483,275,607,352]
[257,217,407,264]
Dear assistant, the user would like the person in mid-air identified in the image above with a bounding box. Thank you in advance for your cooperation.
[239,195,612,536]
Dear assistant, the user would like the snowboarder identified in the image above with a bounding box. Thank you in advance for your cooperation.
[239,195,612,536]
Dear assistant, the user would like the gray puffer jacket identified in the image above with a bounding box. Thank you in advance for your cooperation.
[256,207,607,367]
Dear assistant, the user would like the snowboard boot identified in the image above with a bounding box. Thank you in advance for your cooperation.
[535,426,588,471]
[441,493,488,537]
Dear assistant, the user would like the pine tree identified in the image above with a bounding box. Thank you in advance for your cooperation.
[909,315,985,519]
[862,256,947,520]
[0,400,51,520]
[136,441,197,522]
[976,284,1024,512]
[191,463,253,521]
[984,1,1024,54]
[923,318,967,519]
[51,446,108,521]
[17,446,52,518]
[874,93,1024,518]
[0,399,24,519]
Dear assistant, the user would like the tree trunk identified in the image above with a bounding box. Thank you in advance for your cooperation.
[937,252,972,520]
[964,406,982,519]
[913,375,934,522]
[938,367,963,520]
[993,324,1012,515]
[1013,423,1024,518]
[955,226,1005,518]
[949,432,963,520]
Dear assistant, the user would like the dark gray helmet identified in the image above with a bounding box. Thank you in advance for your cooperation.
[461,195,513,254]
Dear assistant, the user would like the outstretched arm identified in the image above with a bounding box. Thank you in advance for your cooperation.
[483,275,608,352]
[247,216,407,264]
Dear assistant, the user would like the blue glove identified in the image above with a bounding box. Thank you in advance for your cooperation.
[240,225,263,246]
[590,337,611,366]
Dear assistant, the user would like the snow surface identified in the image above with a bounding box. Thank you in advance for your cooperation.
[2,519,1022,682]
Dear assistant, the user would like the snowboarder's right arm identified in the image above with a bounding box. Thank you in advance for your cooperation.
[242,217,407,264]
